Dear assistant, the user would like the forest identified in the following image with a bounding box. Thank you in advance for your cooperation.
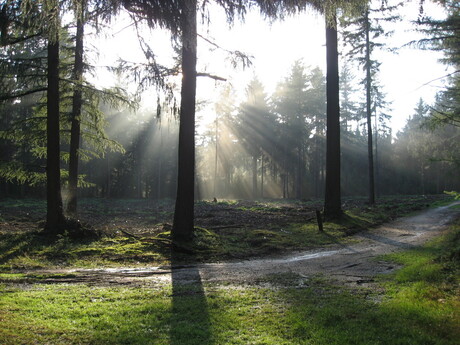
[0,0,459,344]
[1,0,459,236]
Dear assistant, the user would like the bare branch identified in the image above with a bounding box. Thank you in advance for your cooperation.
[196,72,227,81]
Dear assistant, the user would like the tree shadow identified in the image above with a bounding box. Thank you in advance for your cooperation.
[0,229,101,268]
[319,231,359,253]
[275,278,458,344]
[358,232,416,249]
[170,249,214,345]
[0,231,47,265]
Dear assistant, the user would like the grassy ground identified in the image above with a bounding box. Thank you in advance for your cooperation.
[0,195,449,269]
[0,216,458,345]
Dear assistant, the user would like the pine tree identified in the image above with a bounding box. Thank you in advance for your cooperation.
[340,1,400,204]
[67,0,86,216]
[272,60,310,199]
[392,99,451,194]
[172,0,197,242]
[339,63,359,132]
[324,12,342,218]
[236,77,274,199]
[213,85,238,198]
[45,0,66,233]
[306,66,327,198]
[1,1,127,214]
[416,0,460,128]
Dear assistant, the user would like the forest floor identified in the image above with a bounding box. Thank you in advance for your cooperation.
[0,196,457,287]
[1,196,459,344]
[0,195,448,236]
[0,195,452,271]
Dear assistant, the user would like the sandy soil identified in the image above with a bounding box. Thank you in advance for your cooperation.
[26,202,459,287]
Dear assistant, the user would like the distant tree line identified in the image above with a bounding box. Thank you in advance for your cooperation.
[2,61,458,201]
[195,64,459,200]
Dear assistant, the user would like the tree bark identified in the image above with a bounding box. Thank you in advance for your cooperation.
[214,115,218,197]
[252,155,258,199]
[296,145,302,199]
[106,154,111,198]
[324,15,342,219]
[172,0,197,242]
[365,10,375,205]
[260,156,264,198]
[67,0,85,215]
[374,111,379,198]
[45,3,65,233]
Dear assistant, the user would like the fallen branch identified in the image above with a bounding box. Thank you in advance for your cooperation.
[140,237,172,245]
[208,224,245,230]
[120,230,171,245]
[120,229,141,239]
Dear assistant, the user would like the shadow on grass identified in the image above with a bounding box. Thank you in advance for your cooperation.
[0,231,46,266]
[170,249,213,345]
[358,232,417,249]
[319,231,359,253]
[0,230,100,269]
[273,276,459,345]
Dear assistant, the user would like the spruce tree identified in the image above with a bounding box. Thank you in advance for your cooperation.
[272,60,310,199]
[324,13,342,218]
[67,0,86,216]
[45,0,66,233]
[416,0,460,128]
[339,1,400,204]
[172,0,197,242]
[236,77,274,199]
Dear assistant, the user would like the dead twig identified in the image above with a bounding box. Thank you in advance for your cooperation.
[120,229,141,239]
[208,224,245,230]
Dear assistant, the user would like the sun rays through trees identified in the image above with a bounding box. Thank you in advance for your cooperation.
[0,0,459,239]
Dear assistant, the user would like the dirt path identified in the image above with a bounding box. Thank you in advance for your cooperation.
[23,202,460,287]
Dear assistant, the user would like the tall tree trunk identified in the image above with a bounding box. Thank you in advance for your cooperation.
[365,10,375,205]
[214,115,218,197]
[67,0,85,215]
[296,145,302,199]
[281,174,285,199]
[314,134,320,198]
[106,154,111,198]
[156,128,163,200]
[374,111,379,198]
[324,15,342,219]
[172,0,197,242]
[252,155,258,199]
[260,156,264,198]
[137,156,142,198]
[45,2,65,233]
[420,163,425,194]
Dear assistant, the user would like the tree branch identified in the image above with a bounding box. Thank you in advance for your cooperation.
[0,87,47,101]
[196,72,226,81]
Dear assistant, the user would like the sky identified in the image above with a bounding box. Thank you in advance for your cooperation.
[92,0,450,135]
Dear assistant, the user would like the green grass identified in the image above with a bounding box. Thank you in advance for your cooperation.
[0,232,172,270]
[375,219,460,343]
[0,219,458,344]
[380,220,460,283]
